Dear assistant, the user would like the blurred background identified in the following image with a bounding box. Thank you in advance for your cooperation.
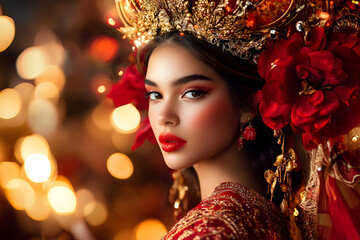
[0,0,175,239]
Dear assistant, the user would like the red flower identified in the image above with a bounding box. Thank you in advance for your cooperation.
[108,65,148,110]
[108,65,156,150]
[258,27,360,149]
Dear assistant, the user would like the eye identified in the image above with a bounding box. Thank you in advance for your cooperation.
[147,91,162,100]
[182,89,209,99]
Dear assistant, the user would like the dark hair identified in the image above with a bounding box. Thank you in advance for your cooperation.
[137,31,282,202]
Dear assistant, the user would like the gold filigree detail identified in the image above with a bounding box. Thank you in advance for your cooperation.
[115,0,305,59]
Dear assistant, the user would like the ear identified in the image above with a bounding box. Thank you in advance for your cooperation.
[240,112,255,124]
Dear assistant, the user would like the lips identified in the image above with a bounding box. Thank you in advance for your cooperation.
[159,133,187,152]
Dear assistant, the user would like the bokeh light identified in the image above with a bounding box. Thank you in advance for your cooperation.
[75,188,95,217]
[35,65,66,91]
[107,17,116,26]
[97,85,106,93]
[16,46,50,79]
[14,82,35,104]
[48,185,77,215]
[24,153,52,183]
[91,101,114,131]
[0,161,20,187]
[0,15,15,52]
[89,35,119,62]
[135,219,167,240]
[34,29,66,66]
[4,178,34,210]
[106,152,134,179]
[111,104,140,133]
[89,74,111,96]
[34,82,60,102]
[18,134,50,163]
[28,99,58,138]
[24,191,51,221]
[83,201,108,226]
[0,88,22,119]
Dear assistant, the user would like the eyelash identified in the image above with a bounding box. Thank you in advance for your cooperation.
[146,89,210,100]
[181,89,210,99]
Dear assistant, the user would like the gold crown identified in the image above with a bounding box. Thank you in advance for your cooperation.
[115,0,360,59]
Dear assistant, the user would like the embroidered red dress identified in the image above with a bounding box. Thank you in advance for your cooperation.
[162,182,289,240]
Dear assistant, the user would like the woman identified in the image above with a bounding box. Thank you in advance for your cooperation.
[142,32,289,239]
[109,0,360,239]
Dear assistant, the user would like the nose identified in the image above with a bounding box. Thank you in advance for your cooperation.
[157,100,180,126]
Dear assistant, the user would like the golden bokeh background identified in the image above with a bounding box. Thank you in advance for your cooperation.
[0,0,173,239]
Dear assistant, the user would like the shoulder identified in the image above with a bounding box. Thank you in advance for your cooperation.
[162,184,289,240]
[162,199,240,240]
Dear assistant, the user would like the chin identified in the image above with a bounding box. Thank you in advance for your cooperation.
[163,154,195,170]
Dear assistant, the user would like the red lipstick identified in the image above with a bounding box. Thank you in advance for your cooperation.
[159,134,187,152]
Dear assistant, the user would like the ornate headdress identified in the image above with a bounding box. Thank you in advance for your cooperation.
[109,0,360,239]
[116,0,359,59]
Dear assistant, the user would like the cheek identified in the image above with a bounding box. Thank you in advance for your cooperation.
[148,107,159,135]
[191,97,237,127]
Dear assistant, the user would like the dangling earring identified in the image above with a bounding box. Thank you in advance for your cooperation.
[169,170,189,221]
[238,120,256,150]
[243,120,256,141]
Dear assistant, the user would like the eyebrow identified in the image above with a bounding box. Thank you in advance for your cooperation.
[144,74,213,87]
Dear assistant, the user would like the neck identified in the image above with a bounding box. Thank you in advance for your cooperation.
[193,141,264,200]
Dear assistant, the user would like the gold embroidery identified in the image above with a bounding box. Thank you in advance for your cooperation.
[162,182,289,239]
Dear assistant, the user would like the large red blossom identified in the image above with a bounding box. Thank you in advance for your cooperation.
[108,65,156,150]
[258,27,360,149]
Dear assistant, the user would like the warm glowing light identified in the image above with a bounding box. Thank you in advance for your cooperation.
[0,161,20,187]
[14,82,35,104]
[35,65,66,91]
[75,188,95,217]
[135,219,167,240]
[4,178,34,210]
[97,85,106,94]
[106,153,134,179]
[0,15,15,52]
[19,134,50,163]
[111,104,140,133]
[91,102,113,131]
[28,99,58,138]
[24,191,51,221]
[352,135,359,142]
[34,29,66,66]
[24,153,52,183]
[90,74,111,95]
[0,88,22,119]
[90,35,119,62]
[134,39,142,48]
[319,11,330,19]
[16,46,49,79]
[83,201,108,226]
[118,70,124,77]
[293,208,299,217]
[48,185,77,215]
[34,82,60,102]
[107,17,116,26]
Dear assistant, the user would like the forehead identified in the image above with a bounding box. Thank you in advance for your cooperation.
[145,45,221,83]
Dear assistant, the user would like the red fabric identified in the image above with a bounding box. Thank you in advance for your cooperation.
[325,176,360,240]
[318,149,360,240]
[162,182,289,240]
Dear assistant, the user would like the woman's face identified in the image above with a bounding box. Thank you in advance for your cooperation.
[145,45,241,170]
